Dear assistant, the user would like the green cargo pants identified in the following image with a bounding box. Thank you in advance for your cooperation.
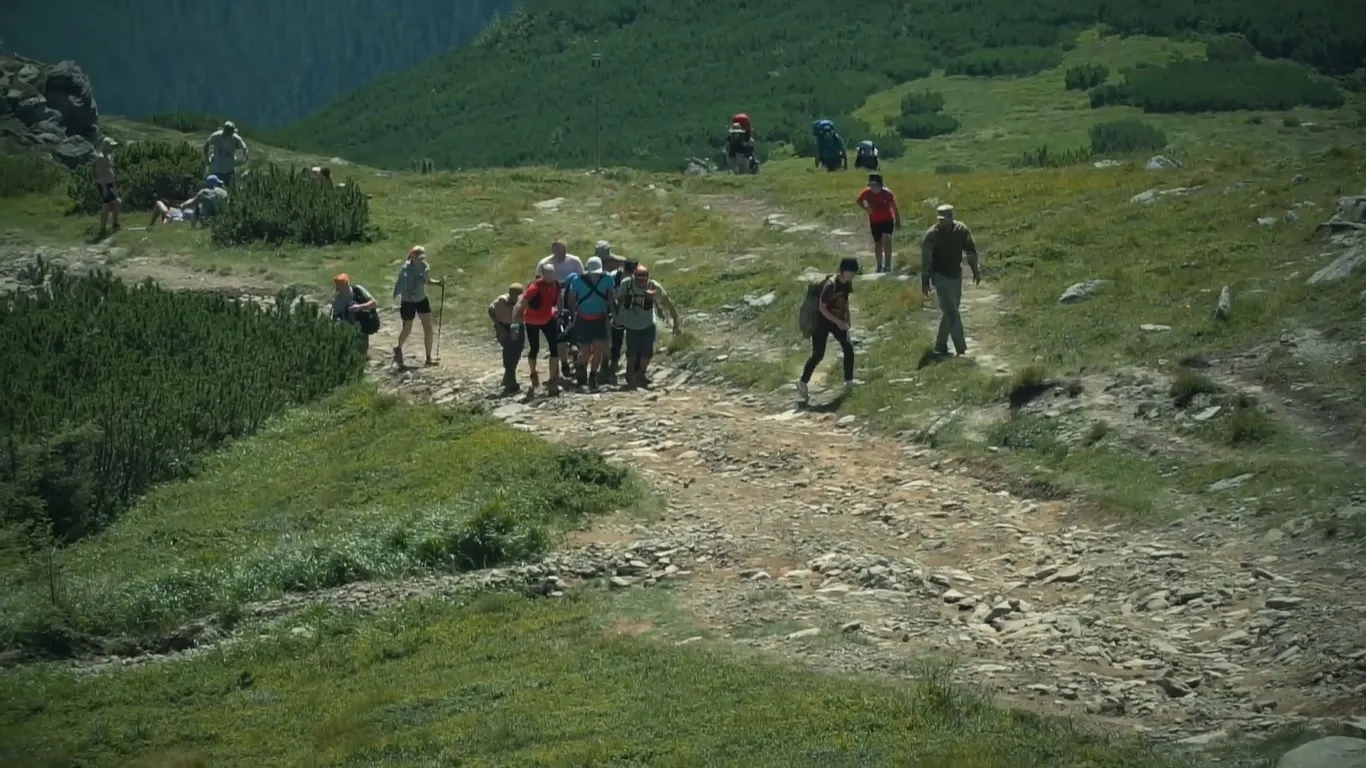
[932,272,965,354]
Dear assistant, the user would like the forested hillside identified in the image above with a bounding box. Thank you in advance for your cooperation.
[274,0,1365,172]
[0,0,518,126]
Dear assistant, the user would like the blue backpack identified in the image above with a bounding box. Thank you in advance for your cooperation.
[811,119,835,136]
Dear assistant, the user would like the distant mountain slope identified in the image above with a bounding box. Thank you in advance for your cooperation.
[0,0,519,127]
[272,0,1365,172]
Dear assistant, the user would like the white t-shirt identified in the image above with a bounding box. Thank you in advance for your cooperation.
[534,254,584,285]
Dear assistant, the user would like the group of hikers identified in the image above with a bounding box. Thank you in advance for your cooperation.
[721,115,883,177]
[330,240,681,398]
[330,180,979,405]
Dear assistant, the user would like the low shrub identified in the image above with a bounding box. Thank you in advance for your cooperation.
[899,90,946,115]
[897,113,960,140]
[1008,145,1092,169]
[0,262,365,543]
[1089,118,1168,155]
[1088,60,1344,113]
[0,154,65,197]
[146,111,239,134]
[65,140,201,214]
[945,47,1063,78]
[1064,64,1109,91]
[210,163,375,246]
[1205,35,1257,63]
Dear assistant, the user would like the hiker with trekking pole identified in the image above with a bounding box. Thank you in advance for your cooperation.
[392,245,445,367]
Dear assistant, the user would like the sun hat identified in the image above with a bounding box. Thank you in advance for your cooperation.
[936,203,955,220]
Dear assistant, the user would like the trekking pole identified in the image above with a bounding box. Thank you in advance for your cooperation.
[436,280,445,361]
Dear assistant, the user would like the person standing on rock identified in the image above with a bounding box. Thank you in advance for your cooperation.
[615,264,680,389]
[204,120,248,186]
[93,137,120,235]
[566,255,616,390]
[488,282,524,394]
[331,273,379,353]
[514,262,566,396]
[391,245,444,368]
[796,257,859,404]
[920,204,981,357]
[857,174,900,273]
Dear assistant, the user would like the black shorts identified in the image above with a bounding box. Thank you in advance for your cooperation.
[216,171,234,186]
[399,298,431,320]
[870,219,895,239]
[98,183,119,204]
[577,315,609,343]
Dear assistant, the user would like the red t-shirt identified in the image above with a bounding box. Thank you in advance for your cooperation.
[521,278,561,326]
[857,187,897,223]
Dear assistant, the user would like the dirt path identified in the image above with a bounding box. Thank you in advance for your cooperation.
[6,228,1365,749]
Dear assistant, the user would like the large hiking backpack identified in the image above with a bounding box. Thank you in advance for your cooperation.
[797,274,833,338]
[812,119,835,136]
[353,287,380,335]
[857,140,877,159]
[732,113,752,134]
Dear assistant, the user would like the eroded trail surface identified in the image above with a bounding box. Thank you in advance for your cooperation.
[7,237,1366,750]
[375,318,1366,747]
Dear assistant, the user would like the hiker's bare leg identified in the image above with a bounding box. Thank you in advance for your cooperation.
[99,203,110,233]
[396,318,413,350]
[112,198,120,229]
[872,237,884,269]
[419,313,435,362]
[881,234,893,270]
[591,341,606,373]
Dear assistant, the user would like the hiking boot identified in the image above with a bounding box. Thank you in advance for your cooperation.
[575,369,588,387]
[796,380,809,403]
[502,382,521,395]
[601,367,617,386]
[424,358,437,367]
[933,347,950,358]
[588,372,599,391]
[844,379,856,392]
[392,346,404,366]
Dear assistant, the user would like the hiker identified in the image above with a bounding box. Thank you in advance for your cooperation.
[149,175,230,228]
[857,174,900,273]
[605,255,639,385]
[726,121,757,174]
[533,238,585,285]
[566,255,616,389]
[615,264,680,388]
[391,246,444,367]
[92,137,120,235]
[204,120,248,186]
[812,120,847,172]
[331,273,379,352]
[921,204,982,357]
[797,257,859,403]
[854,140,879,171]
[488,283,524,393]
[514,262,566,396]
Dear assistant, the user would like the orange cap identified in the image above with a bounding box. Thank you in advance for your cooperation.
[333,273,350,285]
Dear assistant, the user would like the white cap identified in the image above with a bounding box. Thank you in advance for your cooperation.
[936,204,954,219]
[585,256,604,274]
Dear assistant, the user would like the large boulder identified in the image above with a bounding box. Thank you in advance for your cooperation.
[1277,736,1366,768]
[53,135,95,169]
[42,61,98,138]
[14,95,47,124]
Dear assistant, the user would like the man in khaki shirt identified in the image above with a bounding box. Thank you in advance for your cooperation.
[92,137,120,234]
[488,283,525,393]
[204,120,248,185]
[920,204,981,357]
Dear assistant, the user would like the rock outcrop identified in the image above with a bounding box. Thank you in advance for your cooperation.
[0,54,102,169]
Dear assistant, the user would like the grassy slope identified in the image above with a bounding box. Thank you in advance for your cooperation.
[0,386,639,653]
[0,594,1181,768]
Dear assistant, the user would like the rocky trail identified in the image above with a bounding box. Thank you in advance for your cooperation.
[4,208,1365,758]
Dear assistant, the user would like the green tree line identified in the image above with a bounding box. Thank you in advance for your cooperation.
[0,0,519,126]
[273,0,1364,171]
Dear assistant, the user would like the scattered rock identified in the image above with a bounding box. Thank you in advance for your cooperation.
[1258,216,1277,226]
[1214,285,1232,319]
[532,197,566,212]
[1145,155,1181,171]
[1306,244,1365,285]
[1139,324,1171,332]
[1276,736,1366,768]
[1059,279,1109,304]
[1131,186,1202,205]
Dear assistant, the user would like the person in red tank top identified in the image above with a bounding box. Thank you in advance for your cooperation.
[513,263,565,395]
[856,174,901,274]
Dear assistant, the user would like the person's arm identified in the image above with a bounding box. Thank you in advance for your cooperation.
[891,194,901,229]
[921,229,935,287]
[203,134,214,163]
[236,134,248,162]
[487,300,499,324]
[392,268,405,299]
[856,188,869,210]
[512,295,527,322]
[353,288,377,312]
[962,226,981,279]
[654,283,681,330]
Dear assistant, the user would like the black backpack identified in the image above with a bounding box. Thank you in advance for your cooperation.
[353,287,380,335]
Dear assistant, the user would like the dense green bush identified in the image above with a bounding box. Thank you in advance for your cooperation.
[1089,118,1168,154]
[1205,34,1257,63]
[873,134,906,159]
[944,47,1063,78]
[897,113,961,140]
[899,90,946,115]
[1088,60,1345,113]
[1064,64,1109,90]
[146,111,238,134]
[210,164,374,246]
[65,141,202,214]
[0,262,365,543]
[0,155,65,198]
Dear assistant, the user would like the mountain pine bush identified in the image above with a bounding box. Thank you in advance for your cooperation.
[1064,64,1109,90]
[210,164,374,246]
[0,261,366,542]
[1089,118,1169,154]
[0,155,65,197]
[65,141,203,214]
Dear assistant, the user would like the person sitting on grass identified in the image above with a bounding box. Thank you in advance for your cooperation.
[147,175,229,228]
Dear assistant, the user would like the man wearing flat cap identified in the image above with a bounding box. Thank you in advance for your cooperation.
[920,203,981,357]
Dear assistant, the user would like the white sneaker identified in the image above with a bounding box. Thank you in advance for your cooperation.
[844,379,856,391]
[795,380,809,402]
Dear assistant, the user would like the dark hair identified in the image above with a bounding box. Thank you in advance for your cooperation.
[838,256,859,274]
[868,174,883,185]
